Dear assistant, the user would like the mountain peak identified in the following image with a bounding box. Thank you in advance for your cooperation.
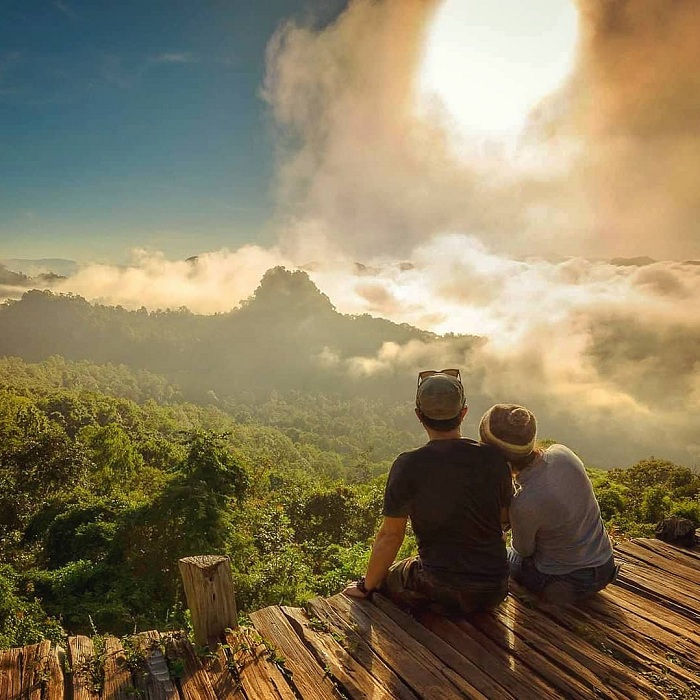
[247,267,336,314]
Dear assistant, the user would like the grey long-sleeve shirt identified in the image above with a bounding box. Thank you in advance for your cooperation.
[510,444,613,575]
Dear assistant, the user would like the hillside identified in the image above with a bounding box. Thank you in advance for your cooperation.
[0,267,481,403]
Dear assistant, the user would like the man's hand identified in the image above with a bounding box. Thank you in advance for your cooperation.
[342,582,370,599]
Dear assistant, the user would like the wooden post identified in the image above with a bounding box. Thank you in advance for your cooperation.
[178,555,238,649]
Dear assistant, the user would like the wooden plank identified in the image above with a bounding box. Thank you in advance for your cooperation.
[164,633,218,700]
[131,631,178,700]
[467,607,618,700]
[103,637,132,700]
[618,560,700,607]
[540,596,700,696]
[224,628,297,700]
[370,595,514,700]
[306,598,419,700]
[502,595,671,700]
[19,643,43,700]
[68,636,100,700]
[200,644,244,700]
[0,647,23,700]
[614,574,700,623]
[250,605,345,700]
[417,611,564,700]
[582,591,700,666]
[598,586,700,647]
[282,604,408,700]
[635,538,700,564]
[493,598,642,700]
[21,641,62,700]
[44,644,64,700]
[616,542,700,586]
[326,593,489,700]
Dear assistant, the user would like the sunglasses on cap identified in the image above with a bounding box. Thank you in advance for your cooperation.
[417,368,461,387]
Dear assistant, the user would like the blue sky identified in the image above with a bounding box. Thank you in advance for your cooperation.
[0,0,345,262]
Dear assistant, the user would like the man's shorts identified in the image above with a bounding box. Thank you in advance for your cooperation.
[381,556,508,616]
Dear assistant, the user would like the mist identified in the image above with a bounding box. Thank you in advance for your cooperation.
[7,0,700,467]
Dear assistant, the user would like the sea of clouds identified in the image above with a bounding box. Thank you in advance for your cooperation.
[10,0,700,467]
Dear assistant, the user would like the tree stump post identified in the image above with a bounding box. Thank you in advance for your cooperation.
[178,555,238,649]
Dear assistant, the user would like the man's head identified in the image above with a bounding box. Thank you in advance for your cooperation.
[479,404,537,462]
[415,369,467,432]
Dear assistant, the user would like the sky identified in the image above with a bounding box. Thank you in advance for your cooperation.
[0,0,345,261]
[3,0,700,465]
[1,0,580,263]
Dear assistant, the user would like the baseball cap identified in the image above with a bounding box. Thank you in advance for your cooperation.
[416,369,466,420]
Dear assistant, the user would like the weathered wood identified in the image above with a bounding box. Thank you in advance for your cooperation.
[282,604,402,700]
[0,647,23,700]
[637,538,700,563]
[164,633,218,700]
[540,595,700,695]
[5,540,700,700]
[19,642,43,700]
[582,591,700,665]
[618,560,700,609]
[44,644,64,700]
[224,628,297,700]
[102,637,131,700]
[250,605,345,700]
[327,593,488,700]
[131,631,178,700]
[371,594,514,700]
[67,636,100,700]
[466,609,608,700]
[306,598,419,700]
[598,586,700,647]
[500,594,666,700]
[616,541,700,586]
[178,555,238,649]
[20,641,62,700]
[418,611,562,700]
[200,643,244,700]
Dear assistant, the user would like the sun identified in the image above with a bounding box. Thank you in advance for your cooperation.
[419,0,579,141]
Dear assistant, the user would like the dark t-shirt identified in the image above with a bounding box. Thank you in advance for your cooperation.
[383,438,513,585]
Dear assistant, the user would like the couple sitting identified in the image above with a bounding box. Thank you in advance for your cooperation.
[344,369,617,614]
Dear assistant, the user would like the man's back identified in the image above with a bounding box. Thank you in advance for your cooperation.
[510,444,613,575]
[384,438,512,584]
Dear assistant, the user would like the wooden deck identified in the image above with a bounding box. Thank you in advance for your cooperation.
[1,538,699,699]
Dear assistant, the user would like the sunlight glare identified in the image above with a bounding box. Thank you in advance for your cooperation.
[419,0,578,141]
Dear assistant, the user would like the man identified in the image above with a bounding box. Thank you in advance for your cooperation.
[479,403,616,602]
[343,370,513,615]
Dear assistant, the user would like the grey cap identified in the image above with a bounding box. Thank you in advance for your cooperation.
[416,374,466,420]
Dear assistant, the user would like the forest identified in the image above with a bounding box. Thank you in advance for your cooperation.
[1,354,699,650]
[0,267,699,650]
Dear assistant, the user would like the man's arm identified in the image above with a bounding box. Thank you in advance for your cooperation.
[343,516,407,599]
[500,506,511,540]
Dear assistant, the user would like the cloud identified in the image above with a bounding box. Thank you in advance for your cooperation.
[262,0,528,258]
[152,53,197,65]
[53,246,291,313]
[19,0,700,467]
[528,0,700,259]
[18,235,700,466]
[262,0,700,262]
[54,1,77,20]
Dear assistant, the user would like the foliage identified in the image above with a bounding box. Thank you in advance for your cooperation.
[0,356,697,649]
[0,564,65,648]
